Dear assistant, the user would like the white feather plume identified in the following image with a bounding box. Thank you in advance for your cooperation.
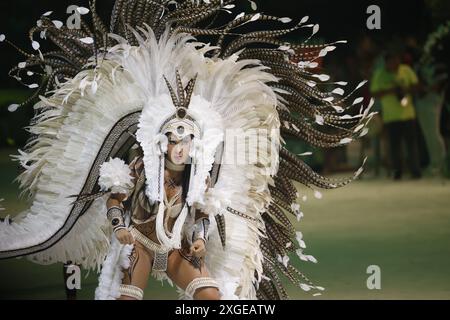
[98,157,134,195]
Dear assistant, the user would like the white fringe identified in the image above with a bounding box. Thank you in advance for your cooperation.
[95,234,133,300]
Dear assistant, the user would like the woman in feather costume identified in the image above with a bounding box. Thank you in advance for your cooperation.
[0,0,374,300]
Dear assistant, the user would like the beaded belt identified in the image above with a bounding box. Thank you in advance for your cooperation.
[130,227,170,272]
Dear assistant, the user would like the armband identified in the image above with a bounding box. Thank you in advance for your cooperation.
[192,217,210,244]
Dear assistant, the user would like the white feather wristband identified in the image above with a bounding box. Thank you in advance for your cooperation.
[98,158,135,195]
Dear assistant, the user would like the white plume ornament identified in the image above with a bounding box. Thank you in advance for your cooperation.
[0,0,372,301]
[98,158,135,195]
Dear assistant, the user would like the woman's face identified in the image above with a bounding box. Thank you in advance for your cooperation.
[166,133,192,165]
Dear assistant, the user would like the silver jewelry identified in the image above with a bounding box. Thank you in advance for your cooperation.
[113,226,127,233]
[153,250,169,273]
[107,206,125,232]
[192,217,210,244]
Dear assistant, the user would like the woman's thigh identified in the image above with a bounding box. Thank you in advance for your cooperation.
[119,241,153,300]
[166,250,220,300]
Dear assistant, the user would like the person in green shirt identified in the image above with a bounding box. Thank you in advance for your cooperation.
[370,51,421,180]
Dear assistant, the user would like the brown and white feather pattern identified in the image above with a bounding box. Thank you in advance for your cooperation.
[1,0,373,299]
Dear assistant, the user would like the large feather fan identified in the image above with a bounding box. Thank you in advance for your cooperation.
[0,0,374,299]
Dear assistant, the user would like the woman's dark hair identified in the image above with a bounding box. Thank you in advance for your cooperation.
[181,163,191,202]
[164,132,194,204]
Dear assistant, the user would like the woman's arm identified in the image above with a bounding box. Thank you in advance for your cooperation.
[190,208,210,258]
[107,193,126,208]
[107,193,134,245]
[105,156,140,245]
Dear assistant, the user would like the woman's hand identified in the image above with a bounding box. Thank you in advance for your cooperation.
[115,229,134,245]
[190,239,206,258]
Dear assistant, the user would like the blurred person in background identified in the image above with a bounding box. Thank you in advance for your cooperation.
[415,20,450,177]
[414,66,448,177]
[370,49,422,180]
